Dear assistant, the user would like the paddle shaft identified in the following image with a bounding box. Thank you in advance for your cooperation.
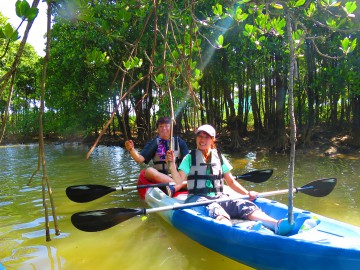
[145,188,300,215]
[145,178,337,214]
[117,176,256,191]
[112,174,262,191]
[66,169,273,203]
[116,168,273,190]
[95,173,262,192]
[119,169,272,191]
[119,182,175,191]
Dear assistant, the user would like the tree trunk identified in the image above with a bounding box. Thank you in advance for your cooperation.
[273,71,289,151]
[228,115,243,149]
[351,95,360,146]
[249,66,262,134]
[303,39,316,145]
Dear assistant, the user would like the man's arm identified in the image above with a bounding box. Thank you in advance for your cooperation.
[125,140,145,164]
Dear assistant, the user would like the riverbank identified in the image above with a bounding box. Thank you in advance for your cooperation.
[2,127,360,158]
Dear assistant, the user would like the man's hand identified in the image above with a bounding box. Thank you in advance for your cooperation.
[166,150,175,163]
[125,140,135,152]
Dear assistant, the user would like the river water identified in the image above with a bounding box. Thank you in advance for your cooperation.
[0,143,359,270]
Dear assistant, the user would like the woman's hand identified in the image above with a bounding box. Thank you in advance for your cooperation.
[247,190,258,201]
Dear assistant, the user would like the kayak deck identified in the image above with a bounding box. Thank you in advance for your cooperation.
[139,176,360,270]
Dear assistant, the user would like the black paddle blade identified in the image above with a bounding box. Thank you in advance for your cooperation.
[66,185,116,203]
[236,169,273,183]
[71,208,145,232]
[298,178,337,197]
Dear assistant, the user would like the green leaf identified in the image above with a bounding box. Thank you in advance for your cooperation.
[190,61,197,70]
[292,29,304,42]
[0,28,5,39]
[216,35,224,47]
[123,60,131,70]
[194,68,203,81]
[15,0,38,21]
[305,3,316,17]
[131,56,142,68]
[118,9,132,22]
[341,37,350,52]
[326,18,337,28]
[340,38,357,54]
[4,23,19,41]
[344,1,357,15]
[191,80,200,90]
[15,0,30,18]
[294,0,306,7]
[122,56,143,70]
[330,1,341,7]
[271,3,283,9]
[25,7,39,21]
[243,24,256,37]
[271,17,286,35]
[77,13,95,22]
[258,36,266,42]
[234,7,249,22]
[212,3,223,17]
[350,38,357,51]
[154,73,164,84]
[346,1,357,13]
[90,50,109,66]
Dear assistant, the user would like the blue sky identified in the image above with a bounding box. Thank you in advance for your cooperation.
[0,0,47,56]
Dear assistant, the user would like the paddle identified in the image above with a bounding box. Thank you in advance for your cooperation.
[71,178,336,232]
[66,169,273,203]
[235,169,273,182]
[66,182,175,203]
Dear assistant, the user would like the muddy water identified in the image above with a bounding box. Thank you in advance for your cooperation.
[0,144,359,269]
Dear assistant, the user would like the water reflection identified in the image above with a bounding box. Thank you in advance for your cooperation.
[0,143,359,269]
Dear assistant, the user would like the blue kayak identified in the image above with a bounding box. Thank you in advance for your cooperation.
[139,177,360,269]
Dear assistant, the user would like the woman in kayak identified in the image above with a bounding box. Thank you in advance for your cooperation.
[125,116,188,196]
[166,124,294,235]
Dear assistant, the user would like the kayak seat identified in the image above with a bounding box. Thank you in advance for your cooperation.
[173,190,188,198]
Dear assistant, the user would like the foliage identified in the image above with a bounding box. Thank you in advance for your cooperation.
[0,10,41,138]
[1,0,360,149]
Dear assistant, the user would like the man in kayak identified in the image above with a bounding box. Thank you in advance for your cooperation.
[125,116,189,196]
[166,124,294,235]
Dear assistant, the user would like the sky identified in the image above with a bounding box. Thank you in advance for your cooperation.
[0,0,47,56]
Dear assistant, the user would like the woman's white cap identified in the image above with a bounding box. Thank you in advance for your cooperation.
[195,124,216,138]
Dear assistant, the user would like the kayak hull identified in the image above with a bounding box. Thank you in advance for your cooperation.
[171,201,360,270]
[138,172,360,270]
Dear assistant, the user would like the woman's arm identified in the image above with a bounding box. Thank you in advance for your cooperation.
[224,171,258,201]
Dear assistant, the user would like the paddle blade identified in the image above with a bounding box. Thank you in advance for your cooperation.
[298,178,337,197]
[71,208,145,232]
[66,185,116,203]
[236,169,273,183]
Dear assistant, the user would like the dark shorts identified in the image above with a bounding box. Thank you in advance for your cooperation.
[186,194,259,220]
